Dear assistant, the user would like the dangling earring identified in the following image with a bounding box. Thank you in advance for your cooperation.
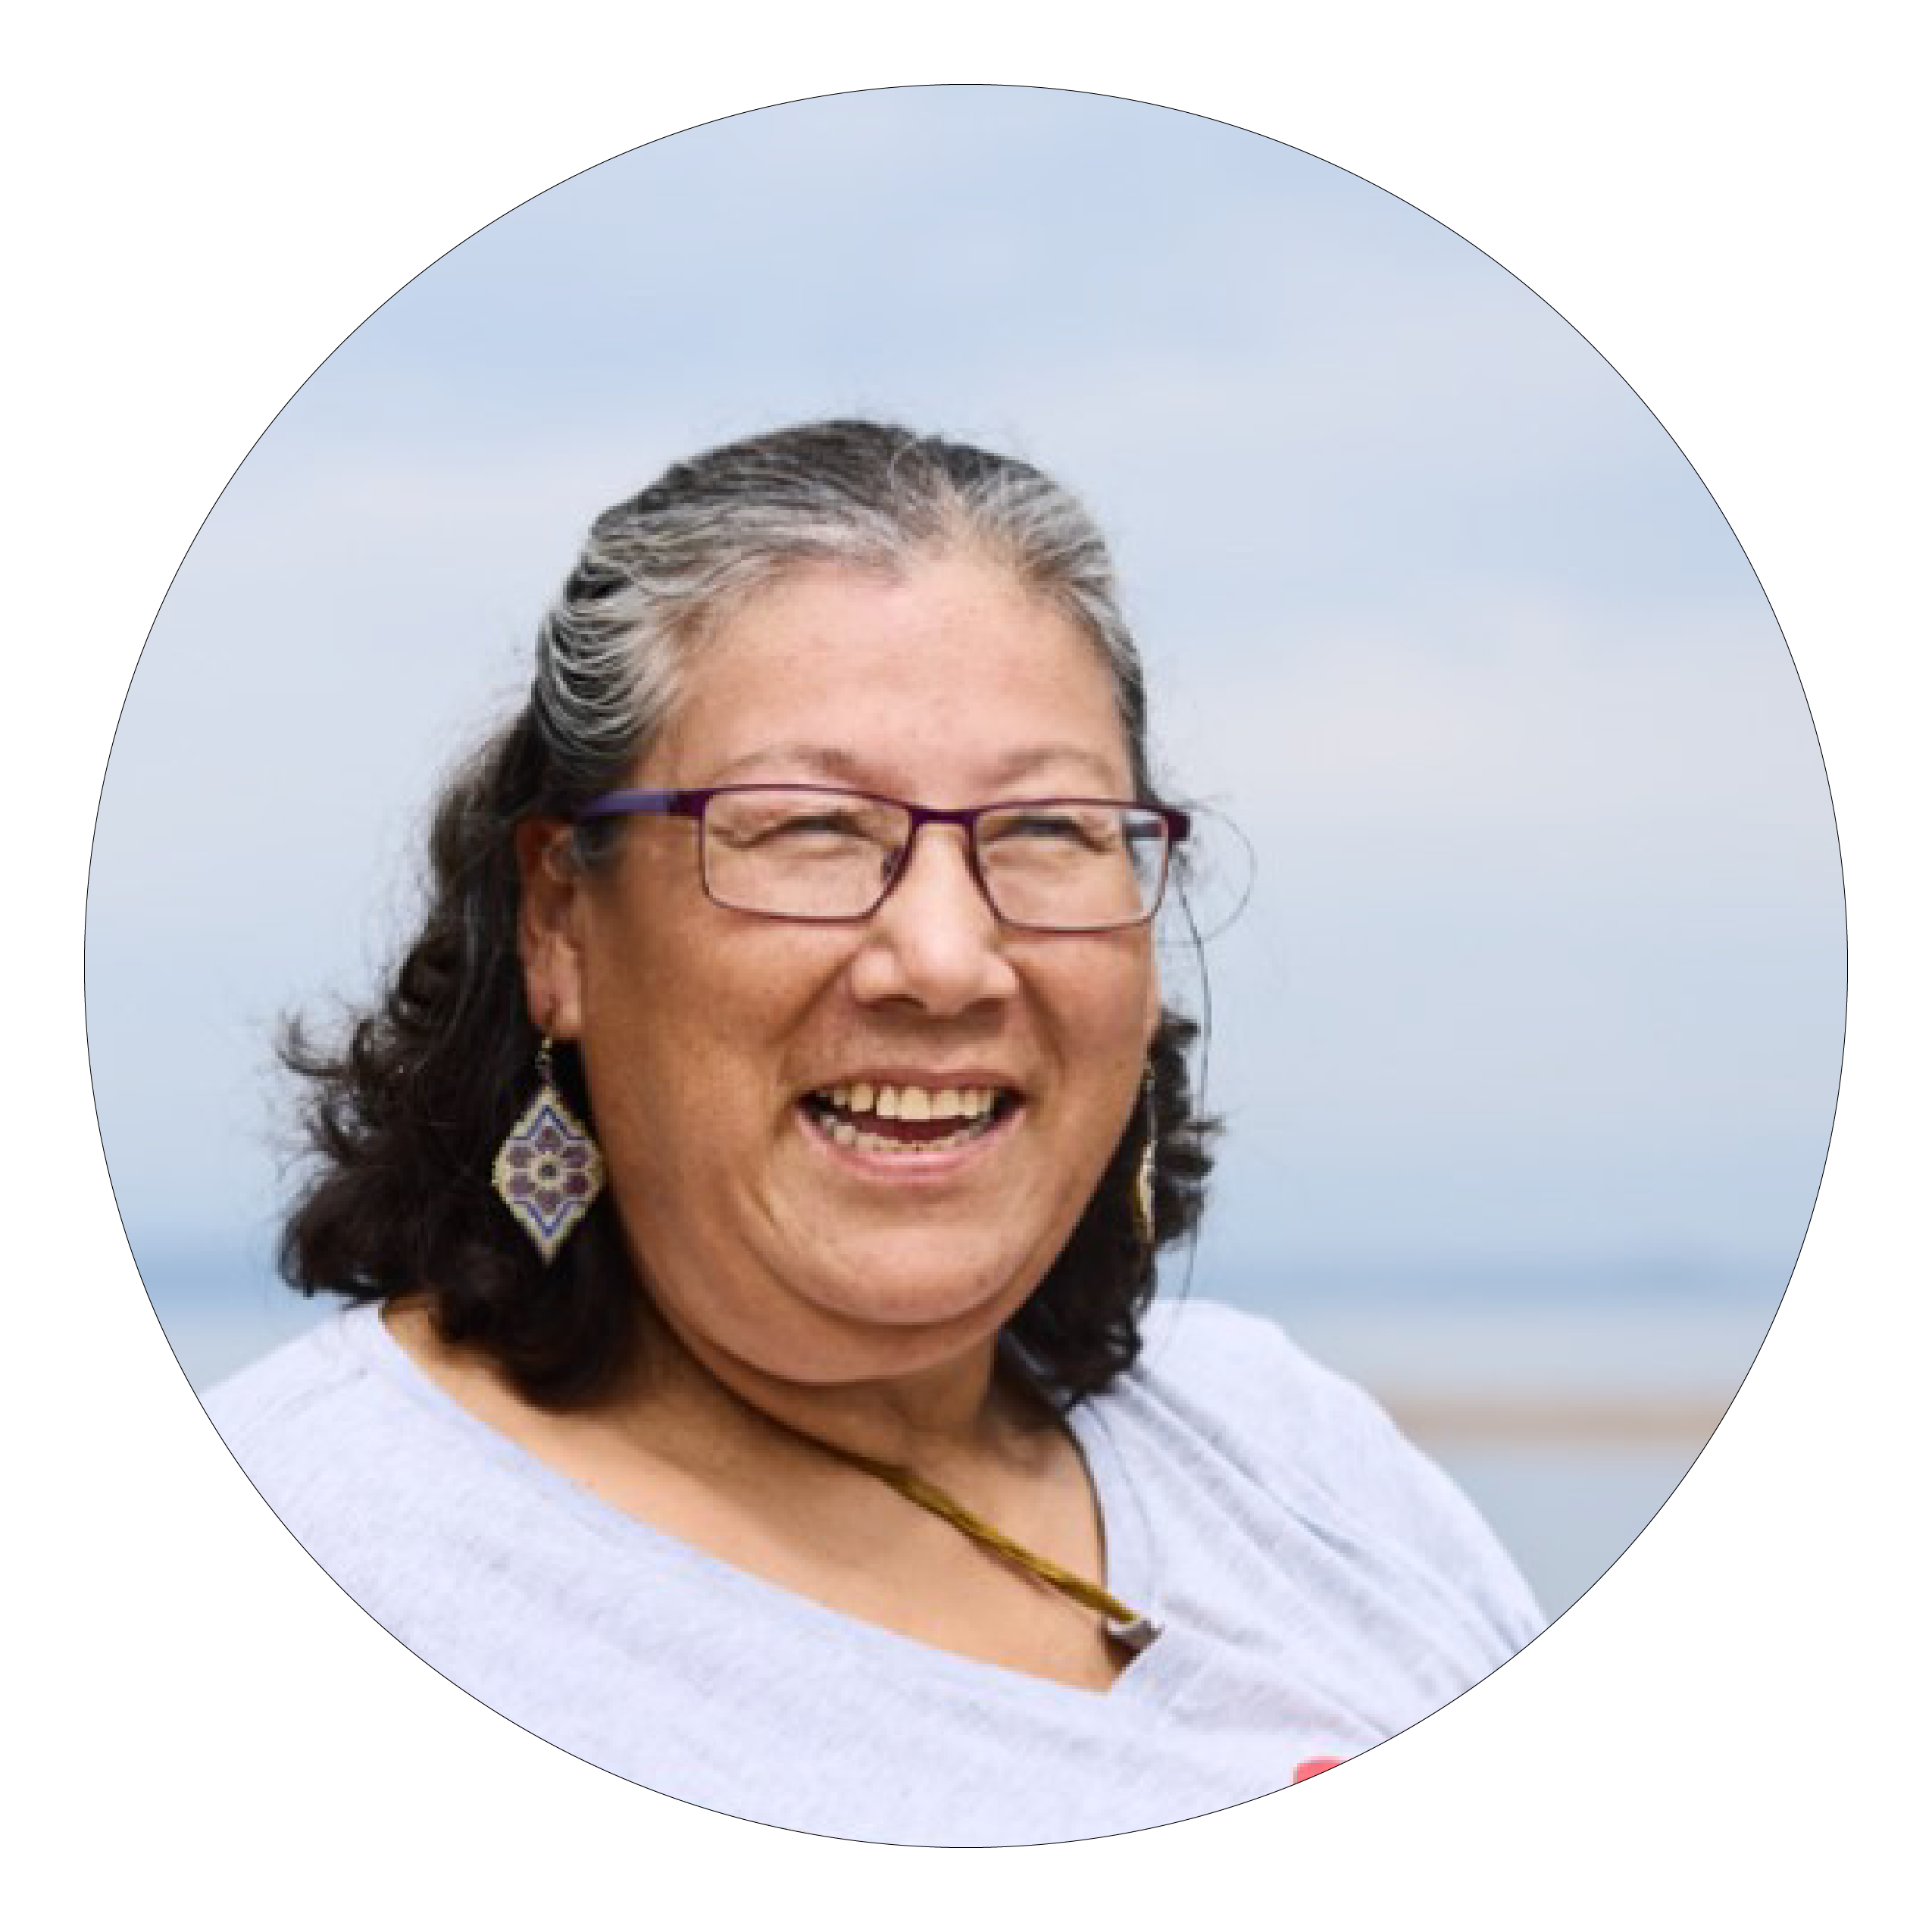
[492,1035,605,1263]
[1130,1068,1158,1250]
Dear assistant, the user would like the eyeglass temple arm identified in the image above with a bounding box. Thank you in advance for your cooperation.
[574,789,703,823]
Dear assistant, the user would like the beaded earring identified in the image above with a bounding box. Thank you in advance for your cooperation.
[491,1036,605,1263]
[1130,1068,1158,1251]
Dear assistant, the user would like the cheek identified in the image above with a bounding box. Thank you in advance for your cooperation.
[587,914,841,1116]
[1100,945,1161,1057]
[1046,950,1161,1098]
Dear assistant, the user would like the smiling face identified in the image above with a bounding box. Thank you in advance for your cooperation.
[519,547,1161,1393]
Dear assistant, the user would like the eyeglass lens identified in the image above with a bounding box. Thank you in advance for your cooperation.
[699,789,1171,929]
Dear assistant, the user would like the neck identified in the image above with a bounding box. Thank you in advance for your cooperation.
[625,1294,1045,1483]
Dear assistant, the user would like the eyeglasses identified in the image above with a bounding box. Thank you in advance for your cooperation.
[575,784,1192,933]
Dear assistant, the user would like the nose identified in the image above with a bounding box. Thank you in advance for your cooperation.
[847,822,1020,1013]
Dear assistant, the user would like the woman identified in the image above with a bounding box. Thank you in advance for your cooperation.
[209,420,1541,1844]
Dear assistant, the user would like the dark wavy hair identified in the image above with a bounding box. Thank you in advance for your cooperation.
[280,420,1218,1410]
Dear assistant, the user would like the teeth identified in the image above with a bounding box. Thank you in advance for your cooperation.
[839,1120,986,1153]
[811,1082,1005,1121]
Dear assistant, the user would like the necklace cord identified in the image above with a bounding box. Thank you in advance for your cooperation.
[826,1443,1146,1629]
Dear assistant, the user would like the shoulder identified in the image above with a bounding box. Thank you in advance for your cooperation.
[1127,1296,1373,1448]
[1116,1296,1545,1640]
[202,1306,431,1512]
[205,1308,372,1438]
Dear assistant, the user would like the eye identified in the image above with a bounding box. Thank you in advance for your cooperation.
[727,811,859,849]
[772,810,869,840]
[986,808,1117,852]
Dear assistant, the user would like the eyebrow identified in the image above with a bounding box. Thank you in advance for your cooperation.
[706,743,1129,789]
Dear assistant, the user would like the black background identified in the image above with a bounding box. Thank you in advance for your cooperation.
[33,105,1932,1824]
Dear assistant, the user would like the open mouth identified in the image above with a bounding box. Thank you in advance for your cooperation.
[799,1080,1020,1155]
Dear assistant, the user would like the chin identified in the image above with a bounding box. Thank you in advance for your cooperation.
[799,1240,1042,1337]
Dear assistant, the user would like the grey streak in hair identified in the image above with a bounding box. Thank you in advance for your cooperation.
[528,420,1152,839]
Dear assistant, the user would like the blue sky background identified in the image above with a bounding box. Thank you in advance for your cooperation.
[86,86,1842,1382]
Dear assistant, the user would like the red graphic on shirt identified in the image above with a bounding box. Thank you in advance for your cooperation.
[1293,1756,1346,1783]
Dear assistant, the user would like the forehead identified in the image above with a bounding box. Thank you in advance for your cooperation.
[652,551,1131,793]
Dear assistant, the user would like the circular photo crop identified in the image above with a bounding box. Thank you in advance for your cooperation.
[85,84,1843,1845]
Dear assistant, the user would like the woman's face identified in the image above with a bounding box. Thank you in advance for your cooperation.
[524,549,1161,1390]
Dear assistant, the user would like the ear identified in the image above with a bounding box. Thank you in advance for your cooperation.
[514,818,589,1043]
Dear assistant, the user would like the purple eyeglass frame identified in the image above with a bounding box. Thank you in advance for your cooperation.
[574,783,1192,932]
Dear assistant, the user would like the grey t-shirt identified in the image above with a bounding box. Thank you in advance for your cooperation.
[205,1296,1542,1844]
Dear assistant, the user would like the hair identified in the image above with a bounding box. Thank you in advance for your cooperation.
[280,419,1218,1409]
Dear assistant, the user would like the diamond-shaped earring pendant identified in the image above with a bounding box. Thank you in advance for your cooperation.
[1130,1067,1157,1250]
[492,1038,606,1263]
[1131,1137,1156,1249]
